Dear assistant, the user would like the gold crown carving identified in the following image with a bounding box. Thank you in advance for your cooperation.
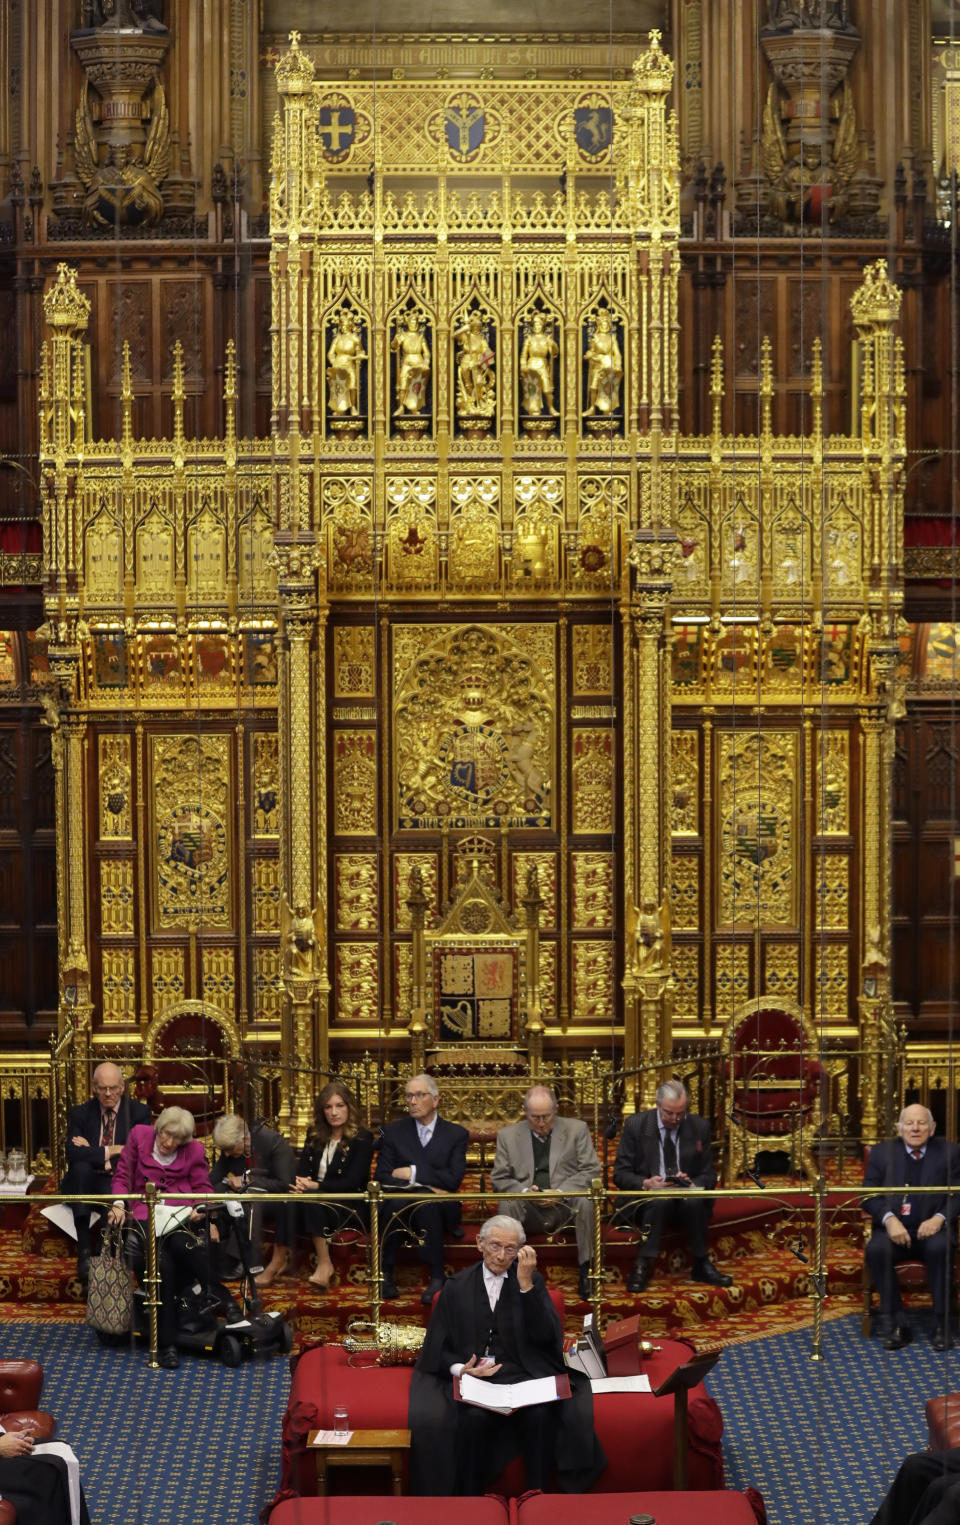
[43,264,91,334]
[276,31,316,96]
[849,260,902,327]
[628,30,674,98]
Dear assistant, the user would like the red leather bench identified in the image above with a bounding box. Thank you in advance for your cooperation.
[275,1336,724,1505]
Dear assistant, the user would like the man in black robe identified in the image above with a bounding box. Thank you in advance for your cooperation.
[409,1213,605,1496]
[870,1449,960,1525]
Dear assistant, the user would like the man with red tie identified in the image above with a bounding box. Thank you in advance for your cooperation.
[60,1062,151,1281]
[863,1103,960,1351]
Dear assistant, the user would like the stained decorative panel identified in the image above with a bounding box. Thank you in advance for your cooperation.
[151,734,232,929]
[336,853,381,932]
[571,853,612,929]
[101,951,136,1024]
[717,731,798,928]
[513,852,557,929]
[151,948,185,1013]
[336,943,380,1024]
[251,857,281,932]
[571,729,613,835]
[572,941,613,1023]
[99,735,132,840]
[334,731,378,835]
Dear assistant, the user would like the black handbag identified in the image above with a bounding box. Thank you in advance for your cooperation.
[84,1227,134,1335]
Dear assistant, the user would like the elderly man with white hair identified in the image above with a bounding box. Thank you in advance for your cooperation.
[863,1102,960,1350]
[375,1072,469,1305]
[491,1085,601,1302]
[408,1213,604,1496]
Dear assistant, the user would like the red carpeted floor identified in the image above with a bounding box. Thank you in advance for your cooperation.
[0,1172,873,1349]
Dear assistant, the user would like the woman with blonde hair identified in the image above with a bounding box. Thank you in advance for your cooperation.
[256,1081,373,1289]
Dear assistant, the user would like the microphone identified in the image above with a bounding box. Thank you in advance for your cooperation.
[604,1110,621,1141]
[746,1169,766,1190]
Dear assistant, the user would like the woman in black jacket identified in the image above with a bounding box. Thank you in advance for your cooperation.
[256,1080,373,1288]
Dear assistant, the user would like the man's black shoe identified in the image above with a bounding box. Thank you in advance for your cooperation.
[578,1263,592,1301]
[691,1258,733,1288]
[878,1318,912,1350]
[421,1276,446,1306]
[626,1257,652,1294]
[932,1326,955,1352]
[76,1251,90,1281]
[380,1274,400,1300]
[158,1345,180,1369]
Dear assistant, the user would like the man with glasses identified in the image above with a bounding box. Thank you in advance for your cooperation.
[59,1061,151,1280]
[491,1085,601,1302]
[409,1213,604,1495]
[375,1072,468,1304]
[613,1078,732,1293]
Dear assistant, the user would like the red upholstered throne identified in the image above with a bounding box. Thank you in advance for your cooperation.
[724,998,823,1182]
[141,999,240,1135]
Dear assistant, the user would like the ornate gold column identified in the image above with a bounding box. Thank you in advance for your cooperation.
[623,529,681,1111]
[276,539,326,1141]
[850,261,906,1145]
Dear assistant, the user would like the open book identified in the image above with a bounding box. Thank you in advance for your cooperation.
[456,1371,571,1415]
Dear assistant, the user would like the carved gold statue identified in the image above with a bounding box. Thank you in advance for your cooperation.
[281,894,325,980]
[583,312,623,418]
[327,311,366,417]
[520,314,559,418]
[392,312,431,416]
[628,900,672,977]
[454,312,496,418]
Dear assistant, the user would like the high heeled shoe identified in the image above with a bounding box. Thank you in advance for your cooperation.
[255,1251,290,1288]
[307,1267,337,1290]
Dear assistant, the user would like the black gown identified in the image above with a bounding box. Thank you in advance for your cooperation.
[0,1451,91,1525]
[409,1260,605,1496]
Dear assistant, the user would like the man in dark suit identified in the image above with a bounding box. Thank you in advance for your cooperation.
[210,1113,296,1276]
[60,1061,151,1279]
[613,1078,732,1292]
[870,1448,960,1524]
[375,1072,468,1304]
[863,1102,960,1350]
[409,1213,604,1496]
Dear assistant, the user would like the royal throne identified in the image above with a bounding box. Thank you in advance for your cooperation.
[722,997,824,1182]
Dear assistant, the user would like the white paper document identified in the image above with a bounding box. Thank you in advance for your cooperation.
[589,1374,652,1394]
[458,1372,565,1412]
[309,1430,354,1445]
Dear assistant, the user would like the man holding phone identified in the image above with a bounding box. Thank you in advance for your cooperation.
[613,1079,732,1293]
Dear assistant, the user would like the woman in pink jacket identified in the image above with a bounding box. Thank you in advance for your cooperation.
[108,1106,215,1368]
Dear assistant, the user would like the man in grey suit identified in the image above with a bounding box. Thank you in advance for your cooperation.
[491,1085,600,1301]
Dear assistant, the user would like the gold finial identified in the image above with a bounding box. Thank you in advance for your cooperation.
[43,263,91,334]
[710,334,724,396]
[171,340,185,442]
[224,339,237,403]
[120,342,133,449]
[760,336,774,398]
[276,30,315,94]
[811,337,823,399]
[849,259,902,327]
[629,29,674,98]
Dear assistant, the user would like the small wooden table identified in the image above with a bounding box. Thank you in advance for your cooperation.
[308,1427,411,1496]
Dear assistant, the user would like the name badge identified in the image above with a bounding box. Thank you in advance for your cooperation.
[901,1201,912,1217]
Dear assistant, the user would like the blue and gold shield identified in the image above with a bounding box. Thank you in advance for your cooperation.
[574,106,614,156]
[319,104,355,159]
[445,94,485,161]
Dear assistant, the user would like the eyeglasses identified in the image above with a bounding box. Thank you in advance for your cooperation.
[94,1083,124,1095]
[483,1240,519,1257]
[406,1091,433,1101]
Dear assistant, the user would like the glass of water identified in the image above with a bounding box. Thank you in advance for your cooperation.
[332,1406,349,1434]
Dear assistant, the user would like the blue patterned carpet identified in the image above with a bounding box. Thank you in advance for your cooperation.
[0,1322,289,1525]
[707,1311,960,1525]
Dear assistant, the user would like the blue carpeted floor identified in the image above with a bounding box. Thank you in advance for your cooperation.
[0,1322,289,1525]
[707,1311,960,1525]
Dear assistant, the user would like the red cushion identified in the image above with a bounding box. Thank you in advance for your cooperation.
[2,1410,56,1441]
[927,1393,960,1451]
[0,1360,43,1413]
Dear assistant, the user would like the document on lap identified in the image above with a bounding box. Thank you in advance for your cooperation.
[456,1372,571,1413]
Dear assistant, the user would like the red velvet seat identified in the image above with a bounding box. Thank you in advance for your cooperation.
[725,1000,822,1179]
